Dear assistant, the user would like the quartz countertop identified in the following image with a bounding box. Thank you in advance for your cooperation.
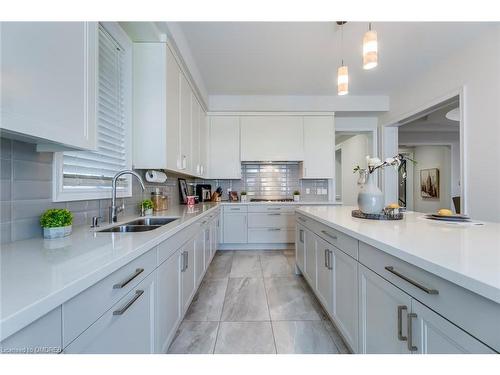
[296,205,500,304]
[0,202,221,341]
[220,200,341,205]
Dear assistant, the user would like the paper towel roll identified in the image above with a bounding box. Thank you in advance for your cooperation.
[145,170,167,183]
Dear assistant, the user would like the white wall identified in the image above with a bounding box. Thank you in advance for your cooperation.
[412,145,452,213]
[336,134,371,206]
[380,24,500,222]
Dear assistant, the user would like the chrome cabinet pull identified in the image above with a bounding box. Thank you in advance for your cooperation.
[268,213,281,216]
[268,208,281,211]
[113,290,144,315]
[298,217,307,222]
[324,249,329,268]
[181,252,188,272]
[268,228,281,231]
[397,305,408,341]
[407,313,418,352]
[328,250,333,270]
[230,208,241,211]
[299,229,304,243]
[385,266,439,295]
[321,230,337,240]
[113,268,144,289]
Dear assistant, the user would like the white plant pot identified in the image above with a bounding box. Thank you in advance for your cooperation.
[43,225,72,240]
[144,208,153,215]
[294,195,300,202]
[357,173,384,214]
[241,195,247,202]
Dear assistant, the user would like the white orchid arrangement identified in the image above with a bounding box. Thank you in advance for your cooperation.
[354,154,416,185]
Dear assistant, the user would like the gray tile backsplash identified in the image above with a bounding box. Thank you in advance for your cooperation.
[0,138,329,244]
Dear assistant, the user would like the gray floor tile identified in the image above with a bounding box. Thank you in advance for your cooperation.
[273,321,339,354]
[184,279,228,321]
[260,254,293,277]
[168,321,219,354]
[216,250,234,256]
[205,254,232,279]
[323,320,351,354]
[230,254,262,278]
[214,322,276,354]
[233,250,282,256]
[221,277,270,321]
[265,276,324,321]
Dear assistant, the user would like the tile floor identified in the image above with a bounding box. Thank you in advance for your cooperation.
[168,249,350,354]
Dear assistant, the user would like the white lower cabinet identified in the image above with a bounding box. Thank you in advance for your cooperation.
[64,273,156,354]
[181,239,196,314]
[358,264,412,354]
[194,229,205,287]
[315,237,334,315]
[0,307,62,354]
[156,251,181,354]
[332,246,359,352]
[304,230,317,288]
[411,299,493,354]
[295,224,306,272]
[223,213,248,244]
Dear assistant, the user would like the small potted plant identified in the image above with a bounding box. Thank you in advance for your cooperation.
[140,199,154,215]
[40,208,73,239]
[293,190,301,202]
[240,191,248,202]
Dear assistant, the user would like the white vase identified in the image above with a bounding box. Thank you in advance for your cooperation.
[294,195,300,202]
[357,173,384,214]
[241,195,247,202]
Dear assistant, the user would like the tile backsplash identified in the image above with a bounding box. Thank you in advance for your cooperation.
[0,139,329,244]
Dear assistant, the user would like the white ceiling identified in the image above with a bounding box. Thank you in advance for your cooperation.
[177,22,491,96]
[399,102,460,133]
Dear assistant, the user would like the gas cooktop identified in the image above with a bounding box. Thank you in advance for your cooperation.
[250,198,294,202]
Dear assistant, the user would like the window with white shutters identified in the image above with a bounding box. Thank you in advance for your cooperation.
[54,24,132,201]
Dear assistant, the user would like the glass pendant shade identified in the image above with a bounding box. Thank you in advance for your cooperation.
[363,30,378,70]
[337,65,349,95]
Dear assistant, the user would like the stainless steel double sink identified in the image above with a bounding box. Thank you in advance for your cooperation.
[99,217,179,233]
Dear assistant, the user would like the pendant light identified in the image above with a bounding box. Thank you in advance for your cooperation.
[363,22,378,70]
[337,22,348,95]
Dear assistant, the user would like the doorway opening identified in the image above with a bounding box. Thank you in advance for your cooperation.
[396,97,461,213]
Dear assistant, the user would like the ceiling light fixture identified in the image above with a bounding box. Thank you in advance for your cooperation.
[363,22,378,70]
[337,21,348,96]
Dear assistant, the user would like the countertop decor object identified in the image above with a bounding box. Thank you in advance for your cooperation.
[240,191,247,202]
[140,199,154,216]
[293,190,300,202]
[40,208,73,239]
[355,154,415,214]
[351,209,403,220]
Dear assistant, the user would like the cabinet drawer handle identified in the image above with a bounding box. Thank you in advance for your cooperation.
[321,230,337,240]
[298,217,307,222]
[385,266,439,295]
[328,250,333,270]
[268,208,281,211]
[299,229,304,243]
[324,249,329,268]
[407,313,418,352]
[268,213,281,216]
[268,228,281,231]
[113,290,144,315]
[113,268,144,289]
[230,208,241,211]
[397,305,408,341]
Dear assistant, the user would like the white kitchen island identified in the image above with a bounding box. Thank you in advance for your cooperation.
[295,205,500,354]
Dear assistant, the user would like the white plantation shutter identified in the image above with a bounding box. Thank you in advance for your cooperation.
[57,25,130,198]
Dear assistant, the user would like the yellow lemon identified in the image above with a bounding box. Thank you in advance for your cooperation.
[387,203,400,209]
[438,208,453,216]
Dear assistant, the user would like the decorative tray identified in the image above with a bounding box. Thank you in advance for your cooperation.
[352,209,404,221]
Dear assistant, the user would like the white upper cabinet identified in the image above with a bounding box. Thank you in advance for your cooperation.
[133,42,206,176]
[302,116,335,178]
[199,108,208,177]
[240,116,304,161]
[209,116,241,179]
[179,73,192,172]
[1,22,97,151]
[191,94,201,176]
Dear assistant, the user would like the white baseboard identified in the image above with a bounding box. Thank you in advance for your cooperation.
[219,243,294,250]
